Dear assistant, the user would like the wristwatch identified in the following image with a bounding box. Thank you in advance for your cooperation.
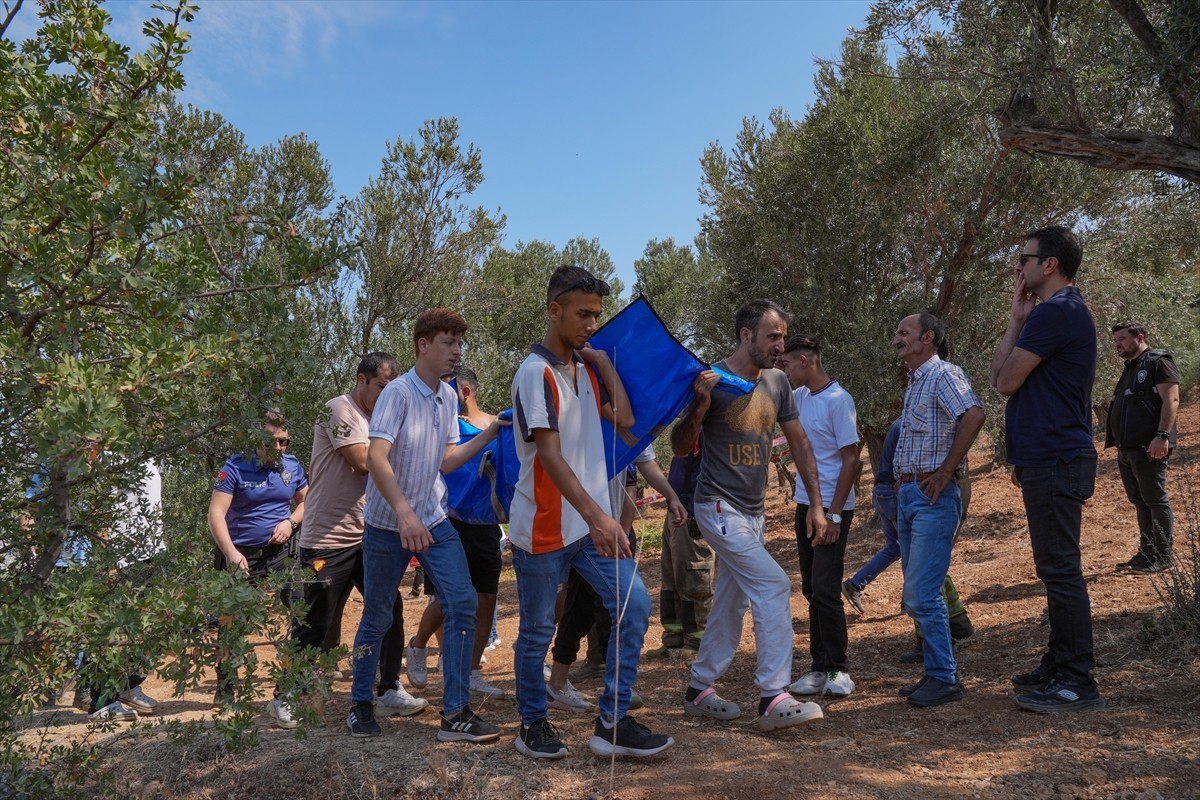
[827,513,842,525]
[1155,431,1170,440]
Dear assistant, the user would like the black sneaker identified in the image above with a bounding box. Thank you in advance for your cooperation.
[897,675,929,698]
[347,702,382,738]
[899,642,924,664]
[588,715,674,758]
[906,676,965,707]
[1014,681,1105,714]
[842,579,865,614]
[1011,662,1056,693]
[949,612,975,642]
[1117,553,1151,571]
[515,718,568,759]
[437,708,501,743]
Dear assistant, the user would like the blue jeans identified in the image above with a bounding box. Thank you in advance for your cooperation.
[1016,452,1097,687]
[352,520,477,715]
[512,535,650,725]
[897,481,961,683]
[851,483,901,589]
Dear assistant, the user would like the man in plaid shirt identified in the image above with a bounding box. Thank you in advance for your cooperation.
[891,313,985,707]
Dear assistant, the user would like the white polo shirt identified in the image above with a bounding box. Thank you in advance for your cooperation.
[364,368,459,532]
[510,344,612,554]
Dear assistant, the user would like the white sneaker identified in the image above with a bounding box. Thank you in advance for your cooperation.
[88,701,137,724]
[469,669,505,698]
[118,686,158,715]
[405,642,428,688]
[267,697,300,730]
[823,671,855,697]
[485,637,500,652]
[378,686,429,717]
[546,679,592,712]
[789,670,827,695]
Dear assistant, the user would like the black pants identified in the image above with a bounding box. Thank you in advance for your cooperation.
[214,541,293,692]
[81,653,146,713]
[291,543,404,696]
[77,553,163,712]
[1017,452,1098,688]
[794,505,853,673]
[551,569,598,666]
[1116,447,1174,563]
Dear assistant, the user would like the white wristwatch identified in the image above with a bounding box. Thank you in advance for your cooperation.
[827,513,842,525]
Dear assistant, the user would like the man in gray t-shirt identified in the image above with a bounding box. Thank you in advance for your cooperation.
[670,299,828,733]
[693,361,797,516]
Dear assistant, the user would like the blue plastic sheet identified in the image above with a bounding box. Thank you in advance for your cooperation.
[444,409,519,525]
[589,296,708,478]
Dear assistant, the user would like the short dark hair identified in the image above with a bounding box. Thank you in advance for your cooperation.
[734,299,791,342]
[413,308,468,356]
[916,312,945,349]
[453,363,479,391]
[782,334,820,356]
[357,351,401,380]
[1027,225,1082,281]
[547,264,611,306]
[1111,321,1147,338]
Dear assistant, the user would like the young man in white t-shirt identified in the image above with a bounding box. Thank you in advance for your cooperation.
[776,334,862,698]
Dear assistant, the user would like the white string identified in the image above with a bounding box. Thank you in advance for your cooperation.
[606,344,645,795]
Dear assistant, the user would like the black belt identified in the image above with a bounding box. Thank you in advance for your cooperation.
[897,472,957,484]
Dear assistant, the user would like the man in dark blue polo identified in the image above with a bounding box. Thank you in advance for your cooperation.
[992,225,1103,714]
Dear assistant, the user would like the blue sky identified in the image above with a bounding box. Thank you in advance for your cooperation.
[39,0,874,287]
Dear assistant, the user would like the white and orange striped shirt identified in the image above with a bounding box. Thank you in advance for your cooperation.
[509,344,612,554]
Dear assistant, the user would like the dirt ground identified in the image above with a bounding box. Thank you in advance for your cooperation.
[21,404,1200,800]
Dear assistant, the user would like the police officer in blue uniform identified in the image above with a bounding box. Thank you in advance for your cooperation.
[207,413,308,704]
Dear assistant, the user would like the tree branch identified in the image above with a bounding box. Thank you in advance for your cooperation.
[0,0,23,40]
[184,276,320,301]
[1105,0,1200,145]
[999,123,1200,184]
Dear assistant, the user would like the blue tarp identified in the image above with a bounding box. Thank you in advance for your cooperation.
[589,296,707,477]
[444,410,519,525]
[444,296,707,519]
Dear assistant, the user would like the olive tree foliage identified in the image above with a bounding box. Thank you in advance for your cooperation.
[865,0,1200,184]
[465,237,625,413]
[632,236,724,362]
[309,116,505,376]
[0,0,353,789]
[699,35,1194,465]
[1078,190,1200,400]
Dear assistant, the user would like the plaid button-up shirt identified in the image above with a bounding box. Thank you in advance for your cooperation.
[894,356,981,476]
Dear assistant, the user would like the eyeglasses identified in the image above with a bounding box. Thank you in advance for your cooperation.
[273,438,290,447]
[1018,252,1043,266]
[551,275,611,304]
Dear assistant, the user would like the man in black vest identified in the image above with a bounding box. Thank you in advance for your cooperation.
[1106,322,1180,573]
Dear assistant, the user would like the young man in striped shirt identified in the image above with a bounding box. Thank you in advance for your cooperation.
[346,308,506,742]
